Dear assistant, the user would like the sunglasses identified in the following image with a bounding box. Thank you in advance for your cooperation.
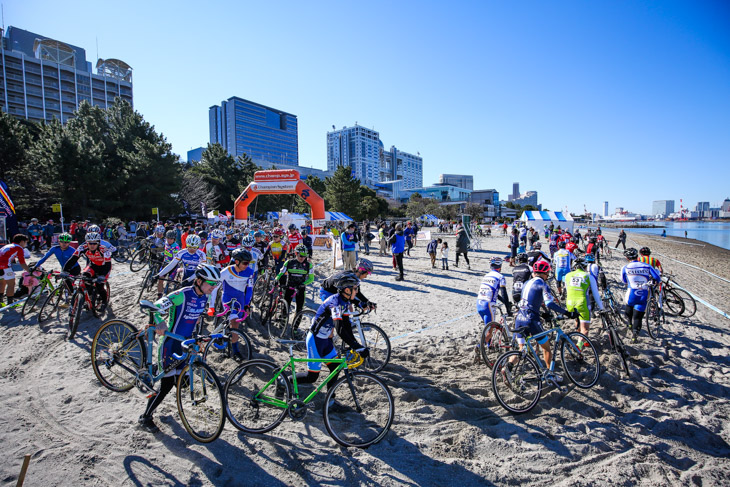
[239,262,250,266]
[204,280,218,286]
[88,242,99,245]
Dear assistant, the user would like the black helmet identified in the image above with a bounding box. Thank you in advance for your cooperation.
[516,253,528,264]
[574,257,587,269]
[231,249,252,263]
[639,247,651,256]
[624,248,639,259]
[558,240,567,249]
[165,230,176,239]
[335,272,360,292]
[288,224,297,231]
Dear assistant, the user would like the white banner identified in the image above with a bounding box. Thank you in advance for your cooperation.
[331,235,343,269]
[250,180,299,192]
[313,219,327,228]
[416,230,431,242]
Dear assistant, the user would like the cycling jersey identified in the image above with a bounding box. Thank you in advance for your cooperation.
[0,243,27,269]
[210,264,254,319]
[225,237,241,253]
[35,245,80,270]
[526,250,551,267]
[638,255,662,272]
[265,241,285,264]
[564,268,603,322]
[621,260,661,312]
[286,232,302,252]
[243,247,263,274]
[162,242,181,265]
[205,241,228,268]
[319,271,370,305]
[276,258,314,288]
[515,277,568,339]
[65,242,112,268]
[511,264,532,299]
[157,248,207,280]
[552,249,573,282]
[477,270,506,304]
[308,295,360,367]
[566,242,578,255]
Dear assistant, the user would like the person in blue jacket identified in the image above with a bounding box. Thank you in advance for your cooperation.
[32,232,80,292]
[388,223,406,281]
[341,223,358,271]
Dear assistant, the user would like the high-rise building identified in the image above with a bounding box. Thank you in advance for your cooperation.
[439,174,473,190]
[652,200,675,217]
[209,96,298,166]
[1,26,132,124]
[187,147,204,163]
[603,201,609,217]
[509,182,520,201]
[512,191,540,209]
[696,202,710,212]
[326,124,422,190]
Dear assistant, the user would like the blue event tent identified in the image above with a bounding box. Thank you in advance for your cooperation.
[519,211,574,233]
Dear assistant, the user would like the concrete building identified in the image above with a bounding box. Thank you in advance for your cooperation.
[326,124,422,191]
[187,147,204,163]
[209,96,298,166]
[508,182,520,201]
[439,174,473,190]
[405,185,472,203]
[471,189,501,220]
[652,200,675,218]
[0,26,133,123]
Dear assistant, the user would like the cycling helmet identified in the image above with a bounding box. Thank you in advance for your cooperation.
[300,226,308,234]
[58,233,73,243]
[210,230,224,239]
[231,248,252,263]
[639,247,651,256]
[186,234,201,248]
[273,228,284,236]
[288,224,297,231]
[254,230,265,238]
[165,230,176,239]
[251,223,260,230]
[584,254,595,263]
[335,272,360,291]
[624,248,639,259]
[85,232,101,243]
[295,244,308,256]
[241,235,255,247]
[88,224,101,233]
[195,264,222,283]
[533,260,551,274]
[154,225,165,235]
[574,257,587,269]
[533,242,542,249]
[198,231,208,240]
[516,253,528,264]
[31,218,38,222]
[357,258,374,274]
[558,240,567,249]
[490,257,503,268]
[225,228,235,236]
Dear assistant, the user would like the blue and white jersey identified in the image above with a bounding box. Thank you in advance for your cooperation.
[157,248,207,278]
[244,247,263,274]
[211,264,255,308]
[477,270,506,304]
[621,261,661,290]
[310,293,350,340]
[552,249,573,272]
[516,277,555,321]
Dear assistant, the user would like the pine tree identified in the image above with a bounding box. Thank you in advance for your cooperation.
[324,165,362,218]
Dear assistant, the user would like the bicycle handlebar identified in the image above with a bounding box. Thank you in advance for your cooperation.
[172,333,225,360]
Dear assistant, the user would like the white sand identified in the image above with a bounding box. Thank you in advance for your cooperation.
[1,230,729,486]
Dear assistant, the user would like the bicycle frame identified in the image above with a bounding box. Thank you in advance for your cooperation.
[522,325,579,376]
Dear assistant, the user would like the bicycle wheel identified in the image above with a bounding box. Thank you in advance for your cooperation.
[224,360,290,434]
[670,287,696,317]
[603,315,630,378]
[129,248,149,272]
[112,246,129,263]
[202,328,253,379]
[645,297,662,340]
[90,320,145,392]
[252,274,270,310]
[323,371,394,448]
[480,322,510,369]
[38,284,68,324]
[91,281,110,318]
[290,309,316,351]
[358,323,391,373]
[268,299,289,341]
[21,283,46,319]
[663,289,685,317]
[67,291,84,340]
[176,361,226,443]
[137,268,155,304]
[491,351,542,414]
[560,332,600,388]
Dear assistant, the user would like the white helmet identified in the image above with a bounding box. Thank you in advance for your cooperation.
[186,234,201,248]
[88,225,101,233]
[210,229,224,239]
[195,264,221,283]
[155,225,165,234]
[85,232,101,243]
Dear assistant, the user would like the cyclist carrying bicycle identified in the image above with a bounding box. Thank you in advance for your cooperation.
[138,263,222,433]
[621,248,661,342]
[638,247,663,274]
[477,257,513,325]
[63,232,112,308]
[552,240,573,297]
[0,234,32,306]
[276,244,314,315]
[511,253,532,304]
[564,257,604,346]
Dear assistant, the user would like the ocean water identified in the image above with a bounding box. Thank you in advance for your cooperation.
[614,221,730,251]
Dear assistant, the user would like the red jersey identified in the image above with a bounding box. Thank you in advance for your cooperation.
[287,231,302,252]
[566,242,578,254]
[0,244,26,269]
[559,233,571,243]
[73,242,112,267]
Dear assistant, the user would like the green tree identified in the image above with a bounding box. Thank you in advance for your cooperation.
[193,143,243,210]
[293,174,328,215]
[464,202,484,222]
[324,165,362,218]
[0,111,39,218]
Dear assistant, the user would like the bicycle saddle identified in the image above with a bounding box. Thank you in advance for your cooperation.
[139,300,158,313]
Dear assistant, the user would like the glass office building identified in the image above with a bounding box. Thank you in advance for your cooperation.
[0,26,133,123]
[209,97,298,166]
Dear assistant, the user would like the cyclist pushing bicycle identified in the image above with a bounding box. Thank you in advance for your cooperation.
[319,259,376,311]
[275,244,314,315]
[138,263,222,433]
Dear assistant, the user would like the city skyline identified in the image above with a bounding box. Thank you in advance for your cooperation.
[4,1,729,216]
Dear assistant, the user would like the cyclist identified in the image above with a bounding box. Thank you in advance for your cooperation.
[638,247,663,275]
[514,260,577,380]
[583,254,607,290]
[526,241,551,267]
[224,229,240,254]
[263,228,286,273]
[63,232,112,308]
[138,264,222,432]
[566,237,579,256]
[156,234,207,283]
[319,259,376,310]
[276,244,315,315]
[155,230,181,299]
[477,257,512,325]
[205,230,228,269]
[0,234,32,306]
[241,235,262,275]
[87,224,117,253]
[253,230,268,260]
[564,257,604,346]
[209,249,254,360]
[585,236,600,265]
[511,253,532,305]
[621,248,660,342]
[300,226,313,258]
[552,240,573,296]
[293,273,370,407]
[286,224,302,255]
[33,232,81,294]
[548,230,559,258]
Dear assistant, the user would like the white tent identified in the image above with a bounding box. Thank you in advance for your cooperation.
[519,210,574,233]
[419,214,438,224]
[325,211,354,221]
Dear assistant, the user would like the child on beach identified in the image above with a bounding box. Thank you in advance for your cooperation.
[427,238,441,268]
[439,241,449,270]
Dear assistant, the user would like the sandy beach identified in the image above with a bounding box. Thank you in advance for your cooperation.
[1,229,729,486]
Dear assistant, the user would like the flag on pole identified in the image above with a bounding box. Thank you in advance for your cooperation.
[225,210,231,218]
[0,180,19,237]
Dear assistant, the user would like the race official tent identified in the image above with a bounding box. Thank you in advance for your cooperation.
[519,211,574,233]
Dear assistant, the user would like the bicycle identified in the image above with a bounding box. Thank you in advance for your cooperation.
[90,300,226,443]
[597,310,631,378]
[112,240,134,263]
[491,316,600,414]
[601,283,629,327]
[202,300,254,379]
[66,274,110,340]
[37,272,73,324]
[662,273,696,317]
[644,282,665,341]
[252,264,275,310]
[259,281,290,340]
[478,303,516,368]
[224,339,394,448]
[21,268,61,319]
[129,240,152,273]
[333,305,391,373]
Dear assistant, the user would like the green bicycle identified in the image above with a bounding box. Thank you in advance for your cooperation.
[21,268,62,319]
[224,339,394,448]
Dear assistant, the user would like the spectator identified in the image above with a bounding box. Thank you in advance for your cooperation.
[341,223,357,271]
[455,225,471,270]
[404,221,415,257]
[439,241,449,270]
[42,219,55,249]
[427,237,440,268]
[388,223,405,281]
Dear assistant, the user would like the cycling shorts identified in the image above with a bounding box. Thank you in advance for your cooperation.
[514,315,549,345]
[305,331,337,372]
[476,300,495,325]
[222,289,247,320]
[555,268,569,283]
[1,267,14,281]
[625,288,649,312]
[566,298,590,322]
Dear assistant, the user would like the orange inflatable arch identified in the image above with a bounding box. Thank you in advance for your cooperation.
[233,169,326,230]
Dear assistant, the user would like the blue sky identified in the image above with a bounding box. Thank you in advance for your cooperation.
[7,1,730,214]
